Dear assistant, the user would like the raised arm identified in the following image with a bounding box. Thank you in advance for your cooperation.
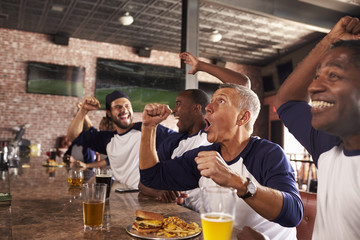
[67,97,100,142]
[179,52,251,88]
[139,103,172,170]
[274,16,360,109]
[77,102,93,131]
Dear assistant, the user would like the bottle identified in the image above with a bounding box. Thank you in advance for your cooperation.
[2,143,8,163]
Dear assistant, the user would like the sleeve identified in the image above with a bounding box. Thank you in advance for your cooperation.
[140,148,202,191]
[82,147,96,164]
[105,156,110,165]
[277,101,340,165]
[254,142,303,227]
[75,130,109,155]
[155,124,176,149]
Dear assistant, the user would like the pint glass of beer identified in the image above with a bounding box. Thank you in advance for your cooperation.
[82,183,107,231]
[200,186,237,240]
[95,168,113,199]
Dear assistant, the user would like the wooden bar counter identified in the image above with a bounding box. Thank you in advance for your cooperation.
[0,157,240,239]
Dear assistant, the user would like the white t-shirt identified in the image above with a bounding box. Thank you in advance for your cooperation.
[312,145,360,240]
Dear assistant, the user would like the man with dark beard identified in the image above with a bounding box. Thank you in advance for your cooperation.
[67,90,175,189]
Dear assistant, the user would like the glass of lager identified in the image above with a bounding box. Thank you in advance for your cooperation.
[200,186,237,240]
[82,183,107,231]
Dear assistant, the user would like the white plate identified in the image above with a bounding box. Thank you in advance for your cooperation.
[125,224,201,240]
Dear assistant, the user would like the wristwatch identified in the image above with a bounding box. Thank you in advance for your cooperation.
[239,177,257,199]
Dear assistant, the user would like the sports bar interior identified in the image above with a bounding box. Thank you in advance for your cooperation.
[0,0,359,239]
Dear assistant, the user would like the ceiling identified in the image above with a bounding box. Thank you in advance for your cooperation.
[1,0,359,65]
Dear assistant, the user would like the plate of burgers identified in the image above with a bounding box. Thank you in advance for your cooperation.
[126,210,201,239]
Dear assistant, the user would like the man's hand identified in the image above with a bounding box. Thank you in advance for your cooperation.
[327,16,360,42]
[195,151,243,188]
[179,52,200,74]
[158,191,189,204]
[80,97,101,112]
[142,103,172,127]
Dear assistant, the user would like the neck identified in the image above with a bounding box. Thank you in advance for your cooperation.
[115,123,134,134]
[187,121,206,136]
[342,135,360,151]
[220,133,251,162]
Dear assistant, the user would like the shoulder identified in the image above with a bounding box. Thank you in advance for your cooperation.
[183,144,219,157]
[246,136,284,156]
[155,124,176,138]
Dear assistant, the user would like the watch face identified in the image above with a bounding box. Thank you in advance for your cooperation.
[248,181,257,194]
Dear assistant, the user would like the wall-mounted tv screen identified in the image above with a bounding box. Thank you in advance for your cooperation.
[26,62,85,97]
[95,58,186,112]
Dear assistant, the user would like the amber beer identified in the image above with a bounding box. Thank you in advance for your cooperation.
[68,177,83,187]
[95,174,112,198]
[68,169,83,187]
[201,213,234,240]
[82,183,107,230]
[83,200,105,228]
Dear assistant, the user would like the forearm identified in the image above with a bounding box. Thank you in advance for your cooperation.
[67,108,88,141]
[83,115,93,130]
[274,36,333,109]
[245,185,283,221]
[139,125,158,169]
[230,174,283,221]
[83,159,107,169]
[138,181,162,198]
[197,61,251,88]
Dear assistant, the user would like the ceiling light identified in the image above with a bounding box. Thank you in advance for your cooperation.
[51,5,65,12]
[209,30,222,42]
[118,12,134,26]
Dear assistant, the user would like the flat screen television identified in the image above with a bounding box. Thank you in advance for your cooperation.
[96,58,186,112]
[26,62,85,97]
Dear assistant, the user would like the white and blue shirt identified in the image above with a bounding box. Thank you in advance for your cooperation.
[278,101,360,240]
[141,136,302,239]
[76,122,174,188]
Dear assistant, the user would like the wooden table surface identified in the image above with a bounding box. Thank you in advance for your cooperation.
[0,157,240,240]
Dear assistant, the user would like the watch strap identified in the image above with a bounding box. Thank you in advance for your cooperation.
[239,177,252,199]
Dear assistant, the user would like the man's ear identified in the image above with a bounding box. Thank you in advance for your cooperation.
[193,104,202,113]
[236,110,251,126]
[106,110,111,119]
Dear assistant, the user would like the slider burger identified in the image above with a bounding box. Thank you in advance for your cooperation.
[132,210,164,234]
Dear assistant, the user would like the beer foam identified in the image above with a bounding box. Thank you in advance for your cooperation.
[96,174,111,177]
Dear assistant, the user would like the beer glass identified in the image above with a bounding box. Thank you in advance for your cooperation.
[200,186,237,240]
[82,183,107,231]
[95,168,113,199]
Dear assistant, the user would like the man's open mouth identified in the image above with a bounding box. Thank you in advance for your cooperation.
[204,119,211,132]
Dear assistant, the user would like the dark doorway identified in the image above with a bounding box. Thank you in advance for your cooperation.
[271,120,284,147]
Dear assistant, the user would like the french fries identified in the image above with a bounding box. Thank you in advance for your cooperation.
[156,216,201,238]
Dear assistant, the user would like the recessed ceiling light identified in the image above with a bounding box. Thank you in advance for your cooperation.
[51,5,65,12]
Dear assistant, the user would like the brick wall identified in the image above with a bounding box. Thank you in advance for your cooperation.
[0,28,264,156]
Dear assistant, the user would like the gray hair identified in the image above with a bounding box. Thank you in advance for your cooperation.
[219,83,261,134]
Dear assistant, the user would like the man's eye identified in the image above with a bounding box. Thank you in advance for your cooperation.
[329,72,338,78]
